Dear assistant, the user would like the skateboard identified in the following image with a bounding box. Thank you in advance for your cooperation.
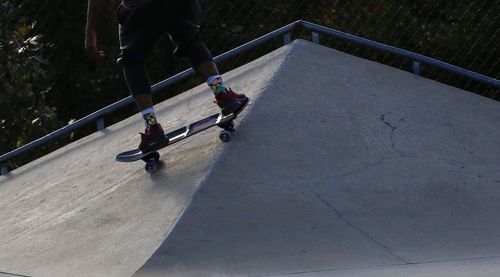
[115,102,247,173]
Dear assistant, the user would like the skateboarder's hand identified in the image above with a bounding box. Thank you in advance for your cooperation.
[85,0,106,60]
[85,31,105,60]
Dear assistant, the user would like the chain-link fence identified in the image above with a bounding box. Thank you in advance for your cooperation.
[1,0,499,171]
[194,0,499,99]
[12,0,500,108]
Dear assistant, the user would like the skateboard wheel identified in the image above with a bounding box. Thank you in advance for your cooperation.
[141,151,160,163]
[151,151,160,161]
[219,130,231,142]
[145,161,159,173]
[225,121,235,131]
[219,120,234,131]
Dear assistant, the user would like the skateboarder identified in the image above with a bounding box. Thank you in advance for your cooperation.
[85,0,248,152]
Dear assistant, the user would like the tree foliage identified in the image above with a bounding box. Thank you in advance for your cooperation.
[1,2,59,158]
[1,0,499,168]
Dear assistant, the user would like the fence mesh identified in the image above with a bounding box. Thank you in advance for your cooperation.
[18,0,500,103]
[195,0,500,99]
[1,0,500,170]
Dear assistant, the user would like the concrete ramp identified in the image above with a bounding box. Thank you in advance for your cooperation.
[2,40,500,277]
[0,44,286,276]
[135,40,500,276]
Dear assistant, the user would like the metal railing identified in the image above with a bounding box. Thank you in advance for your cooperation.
[1,20,499,174]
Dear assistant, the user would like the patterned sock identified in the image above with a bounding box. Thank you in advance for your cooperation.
[140,107,158,131]
[207,75,228,95]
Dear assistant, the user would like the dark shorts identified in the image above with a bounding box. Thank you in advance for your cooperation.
[116,0,212,66]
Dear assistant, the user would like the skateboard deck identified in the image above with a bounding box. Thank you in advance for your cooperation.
[116,102,247,173]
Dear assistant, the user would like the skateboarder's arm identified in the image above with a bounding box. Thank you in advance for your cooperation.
[85,0,106,59]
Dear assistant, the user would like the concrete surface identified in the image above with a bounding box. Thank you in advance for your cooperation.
[0,42,284,276]
[1,40,500,277]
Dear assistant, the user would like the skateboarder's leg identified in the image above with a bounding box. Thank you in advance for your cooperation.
[117,1,166,151]
[166,1,248,114]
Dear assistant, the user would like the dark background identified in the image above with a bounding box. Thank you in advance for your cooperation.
[1,0,499,169]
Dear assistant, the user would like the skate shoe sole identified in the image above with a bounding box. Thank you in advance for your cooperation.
[221,97,249,116]
[139,136,170,153]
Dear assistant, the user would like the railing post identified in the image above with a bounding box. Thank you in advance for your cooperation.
[97,118,105,130]
[412,61,421,75]
[1,163,8,175]
[312,32,320,44]
[284,32,292,45]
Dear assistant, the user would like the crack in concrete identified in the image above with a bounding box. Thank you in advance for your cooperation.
[0,271,31,277]
[380,113,407,157]
[251,254,500,276]
[336,156,401,179]
[380,113,397,145]
[310,188,409,264]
